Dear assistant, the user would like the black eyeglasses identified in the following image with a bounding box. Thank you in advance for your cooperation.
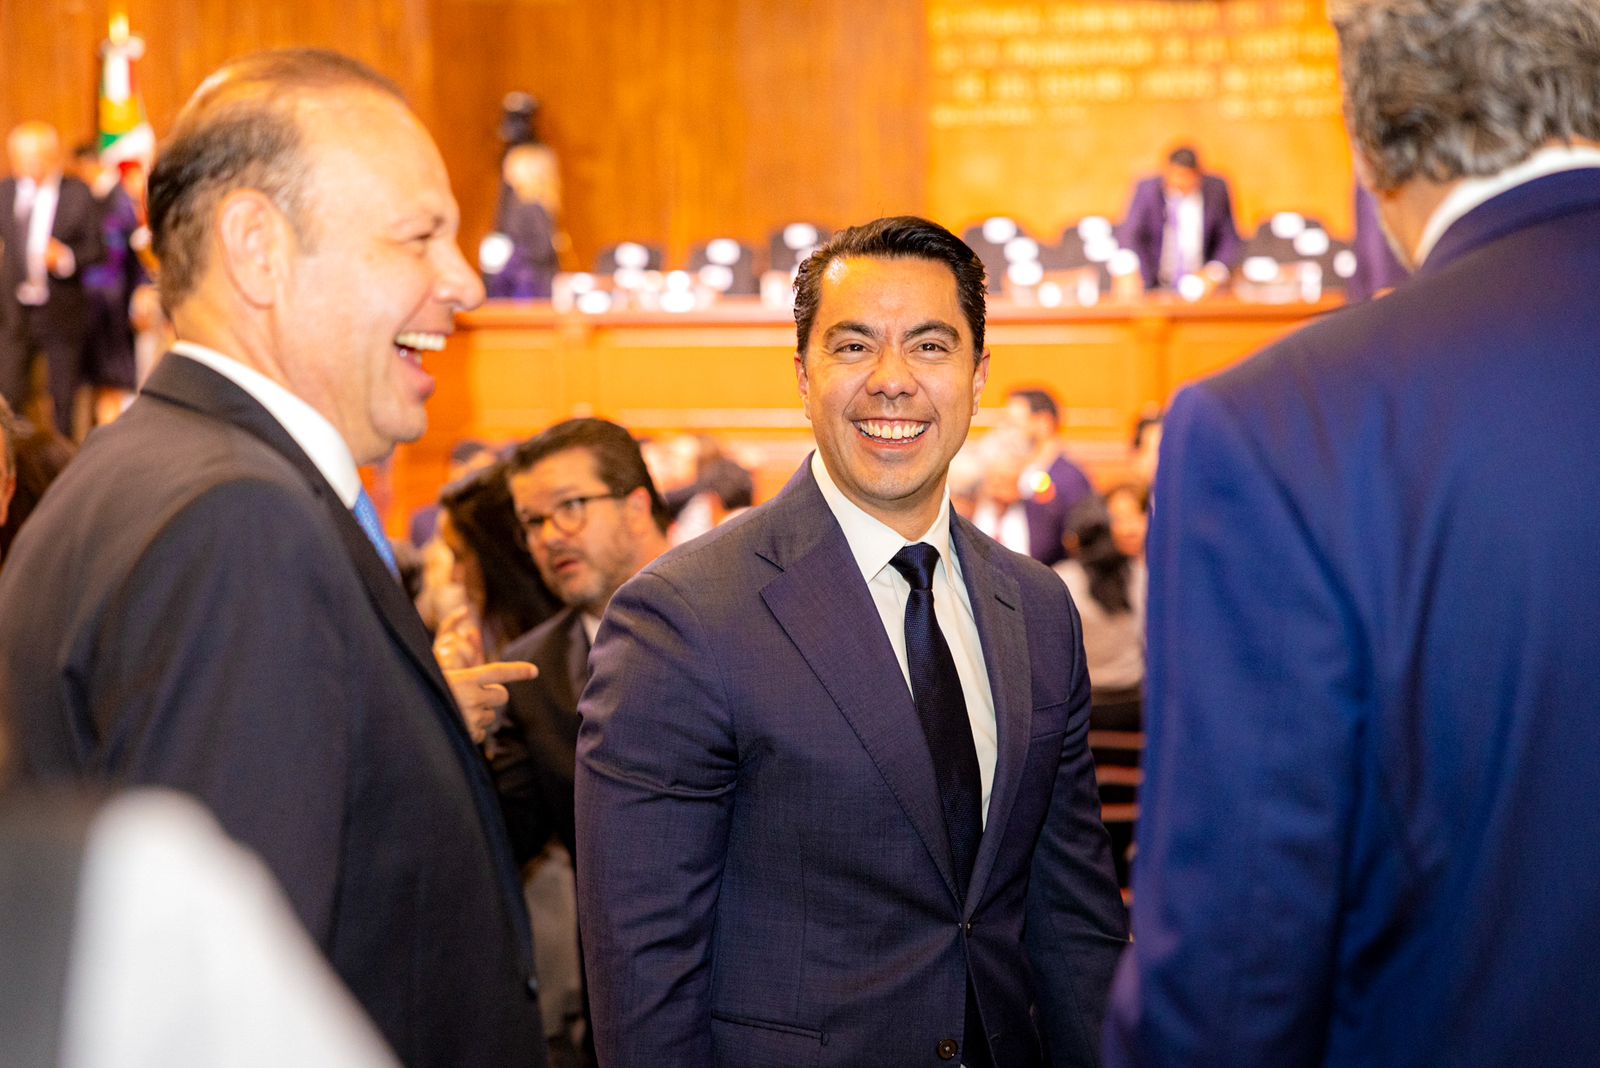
[518,491,628,537]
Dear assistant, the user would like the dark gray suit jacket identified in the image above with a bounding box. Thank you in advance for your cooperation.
[576,460,1128,1067]
[0,354,545,1068]
[493,604,589,863]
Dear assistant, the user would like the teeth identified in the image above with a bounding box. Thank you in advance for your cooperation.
[395,331,447,352]
[857,420,927,442]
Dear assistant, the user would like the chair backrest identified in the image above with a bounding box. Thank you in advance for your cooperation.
[688,238,762,296]
[767,223,830,275]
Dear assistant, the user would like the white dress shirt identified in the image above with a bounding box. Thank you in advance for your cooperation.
[169,341,362,508]
[13,175,71,305]
[1416,143,1600,266]
[1159,190,1204,285]
[811,452,999,826]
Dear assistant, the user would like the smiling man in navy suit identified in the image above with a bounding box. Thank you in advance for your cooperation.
[576,216,1127,1067]
[1107,2,1600,1065]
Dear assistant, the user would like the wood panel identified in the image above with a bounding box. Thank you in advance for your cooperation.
[3,1,1353,277]
[381,295,1341,532]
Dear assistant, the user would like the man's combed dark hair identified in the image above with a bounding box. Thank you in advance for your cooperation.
[146,48,404,310]
[1009,387,1060,426]
[792,215,987,359]
[506,418,670,534]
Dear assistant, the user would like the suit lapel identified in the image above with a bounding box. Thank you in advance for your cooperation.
[951,515,1031,910]
[757,465,962,902]
[564,609,592,710]
[141,354,534,958]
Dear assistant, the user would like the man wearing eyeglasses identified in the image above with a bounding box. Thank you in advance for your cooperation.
[491,417,670,1066]
[494,416,670,868]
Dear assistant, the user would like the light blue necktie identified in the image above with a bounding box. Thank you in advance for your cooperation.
[352,488,400,580]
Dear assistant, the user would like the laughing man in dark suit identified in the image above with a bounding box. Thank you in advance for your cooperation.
[0,50,544,1068]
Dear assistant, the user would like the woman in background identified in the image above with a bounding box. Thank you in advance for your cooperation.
[434,461,561,665]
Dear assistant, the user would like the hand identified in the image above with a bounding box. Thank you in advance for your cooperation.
[446,661,538,744]
[432,604,484,670]
[44,238,72,276]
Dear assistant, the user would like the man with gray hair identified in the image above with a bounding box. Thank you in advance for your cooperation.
[1107,2,1600,1064]
[0,51,544,1066]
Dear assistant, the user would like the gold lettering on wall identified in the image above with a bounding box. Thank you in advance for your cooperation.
[926,0,1353,239]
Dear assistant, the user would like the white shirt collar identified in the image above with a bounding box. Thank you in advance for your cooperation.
[1416,144,1600,266]
[810,451,961,586]
[169,340,363,508]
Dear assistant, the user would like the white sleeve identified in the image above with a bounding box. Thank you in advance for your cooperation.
[60,790,399,1068]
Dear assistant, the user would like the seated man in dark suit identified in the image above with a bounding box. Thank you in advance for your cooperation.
[0,50,545,1068]
[1107,1,1600,1064]
[1118,146,1242,293]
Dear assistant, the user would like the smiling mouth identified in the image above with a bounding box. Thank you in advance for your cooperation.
[855,419,928,443]
[394,330,447,366]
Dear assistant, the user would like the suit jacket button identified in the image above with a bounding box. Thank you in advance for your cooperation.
[937,1038,960,1060]
[526,975,540,998]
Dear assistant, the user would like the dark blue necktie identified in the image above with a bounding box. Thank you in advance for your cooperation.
[891,543,992,1068]
[890,543,982,895]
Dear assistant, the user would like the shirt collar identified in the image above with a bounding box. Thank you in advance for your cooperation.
[169,340,363,508]
[810,451,960,586]
[1416,143,1600,266]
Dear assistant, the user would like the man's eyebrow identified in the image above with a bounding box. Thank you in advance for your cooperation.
[904,320,961,343]
[822,320,885,344]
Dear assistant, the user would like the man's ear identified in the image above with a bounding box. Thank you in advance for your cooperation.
[795,351,811,416]
[215,189,292,308]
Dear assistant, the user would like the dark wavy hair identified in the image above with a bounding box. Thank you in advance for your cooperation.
[439,459,560,653]
[1068,496,1134,615]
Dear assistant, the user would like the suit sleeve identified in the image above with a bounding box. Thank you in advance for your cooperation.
[1206,179,1243,271]
[1103,383,1362,1066]
[490,685,562,864]
[82,480,351,946]
[574,568,737,1067]
[1025,577,1132,1066]
[58,184,106,278]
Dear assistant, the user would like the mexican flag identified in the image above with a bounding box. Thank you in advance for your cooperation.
[98,15,155,167]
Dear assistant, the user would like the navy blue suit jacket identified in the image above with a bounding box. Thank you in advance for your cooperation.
[1118,175,1242,291]
[576,460,1128,1066]
[1106,167,1600,1066]
[0,354,545,1068]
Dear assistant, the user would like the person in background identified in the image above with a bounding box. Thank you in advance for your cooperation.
[1056,485,1149,888]
[1107,1,1600,1063]
[484,142,564,300]
[0,410,75,567]
[1128,407,1164,493]
[1004,387,1092,566]
[71,144,145,425]
[1118,145,1243,294]
[1,122,104,437]
[435,459,562,662]
[0,397,15,545]
[493,417,673,1068]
